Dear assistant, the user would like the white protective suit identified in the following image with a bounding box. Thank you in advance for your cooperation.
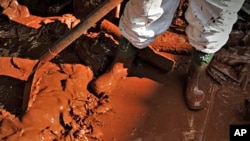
[119,0,245,54]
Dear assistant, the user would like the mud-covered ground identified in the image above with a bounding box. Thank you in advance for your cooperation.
[0,0,250,140]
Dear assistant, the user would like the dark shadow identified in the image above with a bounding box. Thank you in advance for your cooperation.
[129,47,190,86]
[0,76,25,116]
[17,0,73,17]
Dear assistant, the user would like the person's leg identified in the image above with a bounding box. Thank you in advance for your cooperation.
[92,0,180,94]
[91,37,138,94]
[185,0,245,110]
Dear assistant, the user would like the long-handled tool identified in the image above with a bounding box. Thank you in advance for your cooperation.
[21,0,123,115]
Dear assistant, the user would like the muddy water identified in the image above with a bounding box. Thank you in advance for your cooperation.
[98,73,190,140]
[96,57,250,141]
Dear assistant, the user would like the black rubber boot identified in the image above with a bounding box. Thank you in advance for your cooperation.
[185,49,214,110]
[91,37,138,94]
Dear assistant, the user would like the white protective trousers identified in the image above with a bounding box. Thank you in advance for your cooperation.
[119,0,245,54]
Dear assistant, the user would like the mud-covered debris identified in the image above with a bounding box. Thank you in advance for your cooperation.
[208,46,250,90]
[214,47,250,65]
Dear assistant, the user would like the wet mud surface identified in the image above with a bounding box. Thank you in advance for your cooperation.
[0,61,108,140]
[0,0,250,140]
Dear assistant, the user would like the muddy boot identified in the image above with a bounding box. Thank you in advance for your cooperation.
[91,37,138,94]
[185,49,214,110]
